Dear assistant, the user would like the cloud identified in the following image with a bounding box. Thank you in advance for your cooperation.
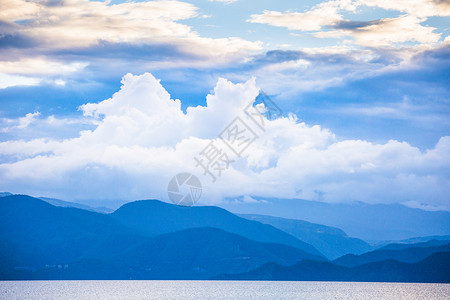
[317,15,441,47]
[1,0,198,48]
[337,96,448,124]
[15,112,40,129]
[248,0,447,48]
[1,111,40,132]
[226,46,389,99]
[208,0,238,4]
[0,58,87,76]
[0,112,99,143]
[0,0,260,59]
[360,0,450,18]
[0,73,40,89]
[248,2,345,31]
[0,0,261,87]
[1,72,449,210]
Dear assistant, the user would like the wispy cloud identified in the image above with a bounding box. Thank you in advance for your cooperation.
[0,0,261,88]
[317,15,441,47]
[1,111,40,132]
[208,0,238,4]
[248,0,448,48]
[248,1,346,31]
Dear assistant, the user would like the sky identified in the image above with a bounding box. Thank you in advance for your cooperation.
[0,0,449,210]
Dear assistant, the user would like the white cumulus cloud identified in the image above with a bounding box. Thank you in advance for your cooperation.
[0,73,449,210]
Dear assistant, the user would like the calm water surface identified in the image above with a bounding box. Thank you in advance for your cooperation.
[1,281,449,300]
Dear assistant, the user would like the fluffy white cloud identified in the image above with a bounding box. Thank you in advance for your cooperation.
[1,73,449,210]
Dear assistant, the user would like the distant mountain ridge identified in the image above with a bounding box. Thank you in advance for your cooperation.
[111,200,323,257]
[240,214,371,259]
[5,192,450,241]
[333,242,450,268]
[220,197,450,240]
[378,239,450,251]
[38,197,114,214]
[0,192,114,214]
[372,235,450,248]
[214,252,450,283]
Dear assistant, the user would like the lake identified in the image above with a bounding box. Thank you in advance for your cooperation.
[1,281,449,299]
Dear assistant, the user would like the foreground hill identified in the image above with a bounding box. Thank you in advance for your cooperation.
[111,200,322,256]
[215,252,450,283]
[241,214,371,259]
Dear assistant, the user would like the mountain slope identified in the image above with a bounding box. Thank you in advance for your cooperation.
[0,195,134,269]
[215,252,450,283]
[333,242,450,267]
[373,237,450,249]
[240,214,371,259]
[111,200,323,257]
[0,192,113,213]
[39,197,113,214]
[220,197,450,240]
[111,227,324,279]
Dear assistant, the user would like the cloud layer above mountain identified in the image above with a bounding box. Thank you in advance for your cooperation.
[1,73,449,210]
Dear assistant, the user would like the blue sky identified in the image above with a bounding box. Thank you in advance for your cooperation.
[0,0,449,210]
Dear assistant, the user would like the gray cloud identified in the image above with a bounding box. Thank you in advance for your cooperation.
[332,19,384,30]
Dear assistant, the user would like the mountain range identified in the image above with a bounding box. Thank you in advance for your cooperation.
[0,194,449,282]
[221,197,450,240]
[240,214,371,260]
[214,252,450,283]
[0,195,321,279]
[111,200,321,256]
[333,240,450,267]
